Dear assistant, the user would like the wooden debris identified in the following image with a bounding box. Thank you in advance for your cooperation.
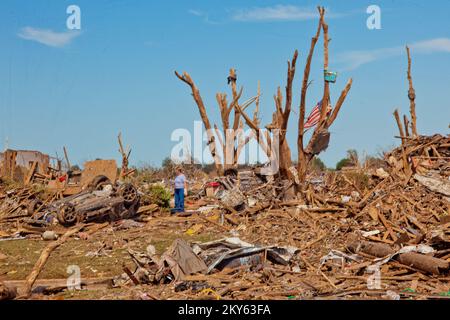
[348,241,450,275]
[22,224,84,298]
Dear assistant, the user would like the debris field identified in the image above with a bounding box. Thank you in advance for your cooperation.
[0,7,449,300]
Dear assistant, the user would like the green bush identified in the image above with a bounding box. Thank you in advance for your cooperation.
[336,158,352,170]
[146,185,171,208]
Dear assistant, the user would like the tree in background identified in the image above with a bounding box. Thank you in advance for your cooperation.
[162,157,175,169]
[346,149,359,167]
[336,158,352,171]
[175,69,260,175]
[310,157,326,171]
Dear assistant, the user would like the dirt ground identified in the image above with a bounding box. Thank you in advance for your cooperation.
[0,212,220,300]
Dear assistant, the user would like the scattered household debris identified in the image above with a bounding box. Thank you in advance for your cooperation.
[0,6,448,301]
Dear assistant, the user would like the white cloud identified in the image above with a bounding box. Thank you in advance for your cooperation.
[410,38,450,53]
[231,5,342,22]
[188,9,219,24]
[18,27,81,47]
[188,9,203,17]
[336,38,450,71]
[336,47,400,71]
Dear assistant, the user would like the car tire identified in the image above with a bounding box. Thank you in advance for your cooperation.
[89,175,112,191]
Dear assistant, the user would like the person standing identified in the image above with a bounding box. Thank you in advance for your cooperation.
[173,167,188,213]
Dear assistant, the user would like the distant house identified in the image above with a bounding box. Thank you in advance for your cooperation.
[0,149,50,183]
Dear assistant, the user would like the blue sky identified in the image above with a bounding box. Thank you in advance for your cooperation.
[0,0,449,168]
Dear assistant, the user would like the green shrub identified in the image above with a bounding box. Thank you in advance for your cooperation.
[146,185,171,208]
[336,158,352,170]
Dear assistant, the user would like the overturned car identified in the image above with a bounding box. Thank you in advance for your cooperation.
[30,176,141,227]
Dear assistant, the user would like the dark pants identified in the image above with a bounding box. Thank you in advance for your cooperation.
[173,188,185,213]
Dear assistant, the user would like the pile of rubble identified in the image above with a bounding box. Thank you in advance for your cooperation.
[0,179,141,238]
[89,134,447,300]
[0,186,49,234]
[1,133,449,300]
[163,135,449,299]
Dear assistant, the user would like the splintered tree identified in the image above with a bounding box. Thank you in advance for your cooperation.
[236,7,352,185]
[394,46,419,140]
[118,132,132,178]
[175,69,261,175]
[392,46,420,176]
[175,7,352,187]
[297,8,353,183]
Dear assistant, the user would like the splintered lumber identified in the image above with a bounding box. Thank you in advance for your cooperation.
[3,278,113,296]
[123,265,140,285]
[22,224,84,297]
[137,204,159,214]
[196,214,231,232]
[244,202,272,215]
[24,161,38,185]
[348,241,450,275]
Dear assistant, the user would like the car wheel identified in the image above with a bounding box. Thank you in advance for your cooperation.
[57,204,79,226]
[118,183,139,207]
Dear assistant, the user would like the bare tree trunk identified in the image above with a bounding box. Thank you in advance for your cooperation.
[403,115,410,137]
[118,132,130,178]
[228,68,241,170]
[175,71,224,175]
[297,8,352,184]
[393,109,410,175]
[406,46,418,136]
[277,51,298,180]
[297,8,325,183]
[393,109,406,145]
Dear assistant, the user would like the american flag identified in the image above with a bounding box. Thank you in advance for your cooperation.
[304,100,331,130]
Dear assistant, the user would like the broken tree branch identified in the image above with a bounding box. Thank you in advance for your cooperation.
[23,225,84,298]
[403,114,411,137]
[326,78,353,127]
[118,132,131,178]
